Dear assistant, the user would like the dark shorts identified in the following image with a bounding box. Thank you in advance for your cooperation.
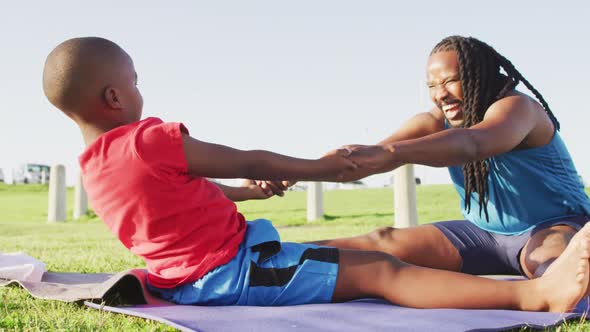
[432,215,589,275]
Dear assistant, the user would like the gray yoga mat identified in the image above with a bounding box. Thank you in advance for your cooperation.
[0,269,170,304]
[85,298,590,332]
[2,269,588,331]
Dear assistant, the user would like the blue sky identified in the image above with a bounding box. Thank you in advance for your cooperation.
[1,1,589,186]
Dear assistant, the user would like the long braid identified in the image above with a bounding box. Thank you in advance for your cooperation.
[454,39,487,218]
[462,38,491,220]
[431,36,557,221]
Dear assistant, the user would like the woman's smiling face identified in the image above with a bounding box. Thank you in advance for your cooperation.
[426,50,464,127]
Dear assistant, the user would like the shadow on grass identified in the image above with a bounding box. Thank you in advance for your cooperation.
[276,212,394,229]
[323,212,392,221]
[241,208,306,214]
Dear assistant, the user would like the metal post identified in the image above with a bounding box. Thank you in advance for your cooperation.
[48,164,66,222]
[307,182,324,222]
[73,173,88,219]
[393,164,418,228]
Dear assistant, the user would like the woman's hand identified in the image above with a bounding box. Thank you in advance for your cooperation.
[344,144,399,170]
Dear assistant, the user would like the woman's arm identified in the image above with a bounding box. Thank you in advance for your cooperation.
[348,95,540,172]
[319,108,446,181]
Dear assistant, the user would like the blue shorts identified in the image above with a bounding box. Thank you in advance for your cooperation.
[432,215,589,275]
[146,219,340,306]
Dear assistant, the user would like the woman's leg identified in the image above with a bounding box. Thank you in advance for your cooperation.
[310,224,462,271]
[521,222,584,278]
[331,223,590,312]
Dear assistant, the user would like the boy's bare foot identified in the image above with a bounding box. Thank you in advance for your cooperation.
[533,223,590,312]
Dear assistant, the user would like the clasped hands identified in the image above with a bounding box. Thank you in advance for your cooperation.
[247,144,398,199]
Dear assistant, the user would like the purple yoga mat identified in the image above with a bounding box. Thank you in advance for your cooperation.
[86,297,590,332]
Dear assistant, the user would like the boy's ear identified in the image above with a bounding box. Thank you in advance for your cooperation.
[103,86,123,109]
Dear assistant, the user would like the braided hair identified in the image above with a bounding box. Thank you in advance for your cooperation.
[430,36,559,221]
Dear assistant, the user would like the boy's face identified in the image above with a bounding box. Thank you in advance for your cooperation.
[426,51,464,128]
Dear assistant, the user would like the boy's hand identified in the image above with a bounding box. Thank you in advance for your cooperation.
[240,179,275,200]
[319,148,359,181]
[239,180,297,199]
[253,180,296,197]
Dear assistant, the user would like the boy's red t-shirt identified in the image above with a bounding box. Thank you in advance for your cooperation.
[79,117,246,288]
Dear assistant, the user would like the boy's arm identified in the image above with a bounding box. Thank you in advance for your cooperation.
[181,134,356,181]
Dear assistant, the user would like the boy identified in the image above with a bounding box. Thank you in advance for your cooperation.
[42,37,589,312]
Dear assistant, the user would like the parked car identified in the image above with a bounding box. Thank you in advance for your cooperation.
[0,169,4,183]
[12,164,50,184]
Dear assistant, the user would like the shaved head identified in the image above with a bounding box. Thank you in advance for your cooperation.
[43,37,132,116]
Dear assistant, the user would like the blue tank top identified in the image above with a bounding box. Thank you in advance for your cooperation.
[447,129,590,235]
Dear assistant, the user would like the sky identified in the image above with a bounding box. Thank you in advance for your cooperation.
[1,1,589,187]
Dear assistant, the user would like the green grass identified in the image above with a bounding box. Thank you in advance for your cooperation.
[0,182,589,331]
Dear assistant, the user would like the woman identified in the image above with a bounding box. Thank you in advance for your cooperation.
[310,35,590,280]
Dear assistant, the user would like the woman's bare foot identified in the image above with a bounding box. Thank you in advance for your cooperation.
[532,223,590,312]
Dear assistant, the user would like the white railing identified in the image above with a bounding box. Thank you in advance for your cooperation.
[48,165,88,222]
[47,165,66,222]
[306,182,324,222]
[305,165,418,227]
[48,165,417,226]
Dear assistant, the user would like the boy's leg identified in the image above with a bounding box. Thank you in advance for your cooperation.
[331,223,590,312]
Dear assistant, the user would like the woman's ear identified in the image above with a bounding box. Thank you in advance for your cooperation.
[103,86,122,109]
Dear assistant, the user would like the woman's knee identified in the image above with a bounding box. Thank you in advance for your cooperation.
[521,226,577,277]
[367,226,393,243]
[366,225,461,270]
[366,227,410,256]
